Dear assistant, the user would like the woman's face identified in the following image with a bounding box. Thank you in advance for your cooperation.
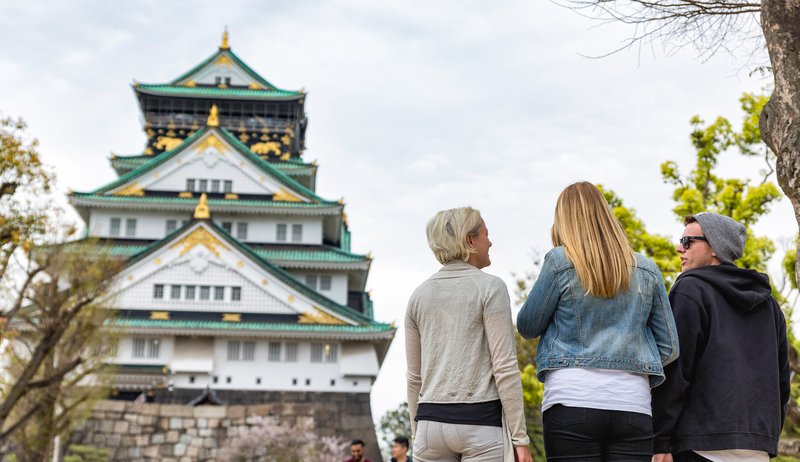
[467,219,492,269]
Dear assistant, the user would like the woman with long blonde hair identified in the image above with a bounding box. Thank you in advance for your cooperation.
[517,182,679,461]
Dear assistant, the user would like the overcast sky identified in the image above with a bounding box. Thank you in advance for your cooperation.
[1,0,794,422]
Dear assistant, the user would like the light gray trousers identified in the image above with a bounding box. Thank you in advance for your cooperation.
[413,420,504,462]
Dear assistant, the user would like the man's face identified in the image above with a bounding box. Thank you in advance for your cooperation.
[351,444,364,461]
[391,442,407,459]
[677,222,719,271]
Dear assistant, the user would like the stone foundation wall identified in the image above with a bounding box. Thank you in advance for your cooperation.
[69,392,382,461]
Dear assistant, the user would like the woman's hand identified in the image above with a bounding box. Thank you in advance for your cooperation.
[514,445,533,462]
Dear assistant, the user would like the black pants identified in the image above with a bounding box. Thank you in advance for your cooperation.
[543,404,653,461]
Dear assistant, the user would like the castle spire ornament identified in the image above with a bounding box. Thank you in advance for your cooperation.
[194,193,211,219]
[220,27,230,50]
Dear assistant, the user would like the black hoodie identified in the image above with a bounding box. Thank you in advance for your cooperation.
[651,264,790,456]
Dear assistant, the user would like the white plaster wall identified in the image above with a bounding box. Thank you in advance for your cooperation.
[148,156,272,195]
[89,210,192,239]
[87,210,323,244]
[116,259,296,315]
[192,62,254,87]
[286,271,348,305]
[212,215,322,245]
[112,336,174,364]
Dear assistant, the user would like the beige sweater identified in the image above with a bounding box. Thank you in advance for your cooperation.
[405,261,530,447]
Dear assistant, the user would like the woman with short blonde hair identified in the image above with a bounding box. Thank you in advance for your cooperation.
[518,182,679,462]
[406,207,532,462]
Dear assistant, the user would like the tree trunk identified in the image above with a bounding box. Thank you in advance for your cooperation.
[760,0,800,287]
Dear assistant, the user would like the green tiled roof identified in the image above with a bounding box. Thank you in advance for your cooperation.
[110,318,393,333]
[135,84,302,101]
[88,127,326,204]
[69,193,340,209]
[110,154,315,177]
[84,240,367,264]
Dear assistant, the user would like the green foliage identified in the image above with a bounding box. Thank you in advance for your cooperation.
[63,444,109,462]
[377,401,412,459]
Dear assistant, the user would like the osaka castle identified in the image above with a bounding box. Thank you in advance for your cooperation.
[67,31,395,406]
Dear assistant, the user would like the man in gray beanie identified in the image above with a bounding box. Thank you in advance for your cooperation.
[652,212,789,462]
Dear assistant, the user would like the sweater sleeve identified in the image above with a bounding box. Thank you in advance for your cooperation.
[405,295,422,437]
[775,300,790,428]
[647,274,680,366]
[483,277,531,447]
[651,288,707,454]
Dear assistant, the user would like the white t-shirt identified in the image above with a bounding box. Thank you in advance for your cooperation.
[542,367,652,415]
[694,450,769,462]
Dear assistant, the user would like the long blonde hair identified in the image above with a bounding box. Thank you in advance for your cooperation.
[551,182,635,298]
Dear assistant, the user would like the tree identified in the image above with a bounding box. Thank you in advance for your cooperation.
[376,401,413,459]
[560,0,800,289]
[513,90,800,454]
[0,116,119,461]
[218,419,348,462]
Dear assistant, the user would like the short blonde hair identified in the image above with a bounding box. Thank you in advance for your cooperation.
[426,207,483,265]
[551,182,635,298]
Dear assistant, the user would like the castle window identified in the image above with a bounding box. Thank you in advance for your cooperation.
[185,285,196,300]
[292,378,298,385]
[214,286,225,301]
[305,275,317,289]
[223,180,233,193]
[200,286,210,300]
[311,343,337,363]
[236,222,248,240]
[291,224,303,242]
[125,218,137,237]
[256,377,261,385]
[198,179,208,192]
[221,222,233,234]
[215,76,222,85]
[242,341,255,361]
[189,376,195,384]
[133,338,160,358]
[186,179,195,191]
[211,180,220,193]
[285,343,298,362]
[330,379,336,386]
[227,340,240,360]
[268,342,281,362]
[110,218,121,236]
[224,77,231,86]
[231,286,241,301]
[153,284,164,299]
[276,224,287,242]
[170,285,182,300]
[165,220,177,234]
[320,276,332,291]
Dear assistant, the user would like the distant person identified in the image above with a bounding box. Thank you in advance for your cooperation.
[406,206,533,462]
[651,213,790,462]
[345,439,372,462]
[516,181,679,461]
[391,436,412,462]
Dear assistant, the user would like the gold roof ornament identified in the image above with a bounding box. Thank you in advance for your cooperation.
[194,193,210,219]
[207,104,220,127]
[221,27,230,50]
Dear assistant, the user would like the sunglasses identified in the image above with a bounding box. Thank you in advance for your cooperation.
[679,235,708,250]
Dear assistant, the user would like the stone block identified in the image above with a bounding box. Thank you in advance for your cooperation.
[197,418,208,429]
[194,406,226,419]
[136,435,149,447]
[166,430,179,443]
[142,446,160,459]
[159,417,170,431]
[151,433,165,444]
[94,400,126,412]
[227,405,245,419]
[183,418,195,428]
[138,415,155,426]
[199,428,212,437]
[161,404,194,417]
[139,403,162,416]
[174,443,187,456]
[128,447,140,458]
[112,421,129,433]
[179,433,192,444]
[170,417,183,429]
[247,404,270,416]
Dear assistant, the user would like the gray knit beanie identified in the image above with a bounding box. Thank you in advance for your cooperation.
[691,212,747,263]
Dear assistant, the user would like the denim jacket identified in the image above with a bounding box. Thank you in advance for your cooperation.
[516,247,679,387]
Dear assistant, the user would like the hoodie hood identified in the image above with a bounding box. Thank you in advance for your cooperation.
[675,264,773,311]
